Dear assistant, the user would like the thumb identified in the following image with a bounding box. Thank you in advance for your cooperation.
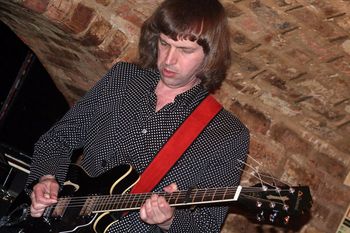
[163,183,178,193]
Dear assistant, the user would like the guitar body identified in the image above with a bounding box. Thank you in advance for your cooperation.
[2,164,140,233]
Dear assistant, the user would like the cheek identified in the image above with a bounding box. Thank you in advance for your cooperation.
[189,57,205,72]
[157,49,165,64]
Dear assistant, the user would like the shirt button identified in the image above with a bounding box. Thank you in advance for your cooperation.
[141,129,147,134]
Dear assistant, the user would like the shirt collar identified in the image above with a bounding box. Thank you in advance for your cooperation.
[145,69,209,111]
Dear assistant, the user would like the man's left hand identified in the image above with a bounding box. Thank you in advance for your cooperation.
[140,183,177,231]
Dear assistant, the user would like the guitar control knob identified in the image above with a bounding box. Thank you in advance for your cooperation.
[275,187,281,193]
[256,211,265,222]
[284,215,290,224]
[269,202,276,208]
[256,201,262,208]
[269,212,278,222]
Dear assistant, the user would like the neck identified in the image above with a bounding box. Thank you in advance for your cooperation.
[154,79,200,112]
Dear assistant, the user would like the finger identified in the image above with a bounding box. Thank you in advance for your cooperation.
[31,191,51,211]
[145,197,154,216]
[163,183,178,193]
[30,204,46,217]
[150,194,159,207]
[42,180,59,200]
[157,196,173,217]
[140,205,147,220]
[34,188,57,205]
[44,192,50,199]
[30,192,47,217]
[48,182,59,199]
[30,209,44,217]
[34,182,58,203]
[152,195,173,220]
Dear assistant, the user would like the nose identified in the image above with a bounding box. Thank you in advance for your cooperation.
[165,47,177,65]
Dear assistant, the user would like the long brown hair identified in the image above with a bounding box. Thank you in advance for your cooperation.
[137,0,231,92]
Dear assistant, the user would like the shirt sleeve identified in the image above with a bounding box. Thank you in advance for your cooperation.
[26,63,121,187]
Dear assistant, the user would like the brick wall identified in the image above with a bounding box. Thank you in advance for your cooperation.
[0,0,349,232]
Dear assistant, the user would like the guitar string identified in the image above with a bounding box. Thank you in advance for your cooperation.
[48,155,297,212]
[50,187,293,210]
[237,165,290,209]
[240,155,292,187]
[237,156,293,207]
[53,157,295,210]
[237,164,291,194]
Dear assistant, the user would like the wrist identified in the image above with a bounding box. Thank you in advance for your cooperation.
[39,174,56,182]
[25,175,56,195]
[157,214,174,232]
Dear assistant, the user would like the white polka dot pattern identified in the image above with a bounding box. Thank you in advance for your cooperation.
[26,62,250,232]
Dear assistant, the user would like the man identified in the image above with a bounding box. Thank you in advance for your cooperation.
[27,0,249,232]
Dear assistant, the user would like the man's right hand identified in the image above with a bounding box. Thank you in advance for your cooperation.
[30,175,59,217]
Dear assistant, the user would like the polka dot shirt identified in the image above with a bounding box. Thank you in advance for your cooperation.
[27,62,250,232]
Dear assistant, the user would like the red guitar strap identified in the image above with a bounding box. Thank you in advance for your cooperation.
[130,95,222,194]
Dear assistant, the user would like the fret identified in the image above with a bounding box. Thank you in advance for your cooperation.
[118,193,129,210]
[104,195,114,211]
[104,195,112,211]
[95,195,104,212]
[166,192,177,205]
[201,189,208,202]
[223,187,230,200]
[123,193,132,209]
[211,188,217,201]
[136,193,148,207]
[108,194,117,211]
[191,188,198,203]
[174,190,182,204]
[113,194,122,210]
[206,189,216,202]
[216,187,230,201]
[130,193,140,209]
[102,195,110,211]
[192,189,200,203]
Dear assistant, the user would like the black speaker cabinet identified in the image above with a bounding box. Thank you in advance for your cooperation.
[0,148,30,217]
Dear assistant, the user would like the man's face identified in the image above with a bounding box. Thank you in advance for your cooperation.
[157,33,205,89]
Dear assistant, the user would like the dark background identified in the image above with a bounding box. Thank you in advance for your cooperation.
[0,21,69,204]
[0,20,69,158]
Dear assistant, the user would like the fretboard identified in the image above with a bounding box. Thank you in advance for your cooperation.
[55,186,243,215]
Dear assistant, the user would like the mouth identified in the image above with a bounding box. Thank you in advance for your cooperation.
[162,67,177,77]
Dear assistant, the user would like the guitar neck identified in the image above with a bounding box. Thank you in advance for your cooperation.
[68,186,243,214]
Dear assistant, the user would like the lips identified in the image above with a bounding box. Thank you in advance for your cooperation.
[162,67,177,77]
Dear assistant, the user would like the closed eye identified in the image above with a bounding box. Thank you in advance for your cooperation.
[181,48,195,54]
[159,38,169,46]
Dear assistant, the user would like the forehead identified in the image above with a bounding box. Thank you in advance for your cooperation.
[159,33,200,48]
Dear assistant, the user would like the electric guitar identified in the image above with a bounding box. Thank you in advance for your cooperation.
[1,163,312,233]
